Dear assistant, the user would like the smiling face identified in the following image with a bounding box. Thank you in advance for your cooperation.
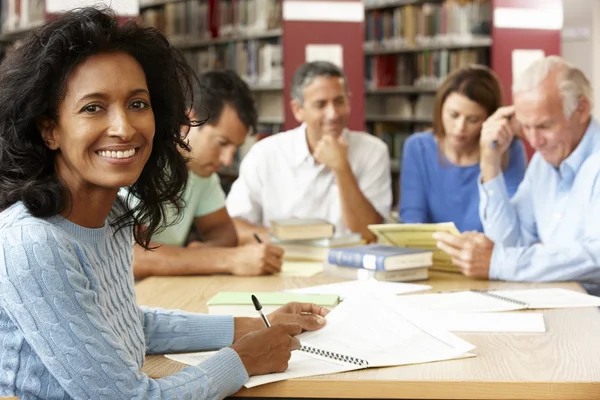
[184,104,249,177]
[441,92,489,150]
[41,52,155,193]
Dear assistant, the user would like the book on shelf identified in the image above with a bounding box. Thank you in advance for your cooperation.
[270,233,363,261]
[363,0,492,90]
[323,262,429,282]
[270,218,335,241]
[328,244,433,271]
[368,222,461,272]
[206,291,340,316]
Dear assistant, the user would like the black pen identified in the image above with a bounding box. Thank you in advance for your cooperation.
[251,294,271,327]
[253,233,262,243]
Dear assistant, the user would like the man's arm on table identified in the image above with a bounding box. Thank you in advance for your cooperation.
[335,162,387,242]
[133,208,281,279]
[479,166,539,247]
[232,217,270,244]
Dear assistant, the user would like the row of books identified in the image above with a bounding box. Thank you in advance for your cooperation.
[365,94,435,121]
[219,0,281,36]
[365,48,488,89]
[364,0,491,49]
[142,0,210,40]
[372,125,412,162]
[141,0,281,41]
[181,41,283,86]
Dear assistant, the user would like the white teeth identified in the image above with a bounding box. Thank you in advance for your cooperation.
[97,149,136,159]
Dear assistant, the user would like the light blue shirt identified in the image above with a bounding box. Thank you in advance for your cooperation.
[478,119,600,295]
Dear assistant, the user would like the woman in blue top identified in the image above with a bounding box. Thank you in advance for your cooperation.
[399,65,527,232]
[0,7,327,400]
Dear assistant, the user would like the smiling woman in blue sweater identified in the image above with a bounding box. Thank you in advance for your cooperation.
[400,65,527,232]
[0,7,328,400]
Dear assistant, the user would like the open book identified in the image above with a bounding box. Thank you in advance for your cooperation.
[396,288,600,313]
[166,292,475,387]
[368,222,461,272]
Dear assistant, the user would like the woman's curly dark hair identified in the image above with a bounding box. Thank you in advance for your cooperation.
[0,6,197,249]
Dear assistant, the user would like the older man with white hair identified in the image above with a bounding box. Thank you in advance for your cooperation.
[434,55,600,295]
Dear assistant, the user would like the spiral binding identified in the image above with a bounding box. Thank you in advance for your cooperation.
[299,344,369,367]
[471,289,529,308]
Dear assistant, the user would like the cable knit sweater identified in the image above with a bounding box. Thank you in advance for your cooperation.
[0,200,248,399]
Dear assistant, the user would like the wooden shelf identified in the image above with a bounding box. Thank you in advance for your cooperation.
[366,85,438,95]
[366,115,432,124]
[249,82,284,91]
[390,159,401,174]
[257,116,284,125]
[364,0,444,11]
[364,37,492,55]
[139,0,185,9]
[169,29,282,50]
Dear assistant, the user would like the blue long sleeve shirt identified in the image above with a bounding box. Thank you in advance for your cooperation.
[478,119,600,295]
[399,132,527,232]
[0,200,248,399]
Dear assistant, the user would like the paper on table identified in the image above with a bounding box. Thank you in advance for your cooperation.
[278,260,324,277]
[367,222,460,271]
[285,279,431,300]
[491,288,600,309]
[419,311,546,333]
[396,288,600,313]
[396,291,520,313]
[166,292,475,388]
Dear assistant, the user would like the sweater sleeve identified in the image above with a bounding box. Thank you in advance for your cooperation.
[0,225,248,400]
[399,134,429,223]
[140,306,236,354]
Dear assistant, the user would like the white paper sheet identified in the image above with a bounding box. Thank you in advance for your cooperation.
[285,279,430,300]
[422,311,546,333]
[166,292,475,388]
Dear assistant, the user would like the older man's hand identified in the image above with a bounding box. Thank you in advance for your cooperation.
[433,231,494,279]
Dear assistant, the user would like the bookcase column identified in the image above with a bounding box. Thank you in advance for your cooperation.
[491,0,563,158]
[282,0,365,132]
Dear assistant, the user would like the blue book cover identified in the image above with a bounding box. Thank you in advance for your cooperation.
[327,244,432,271]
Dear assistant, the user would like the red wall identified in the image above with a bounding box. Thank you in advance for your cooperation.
[491,0,562,158]
[282,1,364,132]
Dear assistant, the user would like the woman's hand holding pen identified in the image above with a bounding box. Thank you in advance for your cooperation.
[232,302,329,342]
[231,300,329,376]
[230,323,303,376]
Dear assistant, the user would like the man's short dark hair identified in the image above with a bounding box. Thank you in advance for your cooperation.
[290,61,348,105]
[193,70,258,134]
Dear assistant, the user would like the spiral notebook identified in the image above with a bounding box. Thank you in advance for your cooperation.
[395,288,600,314]
[166,292,475,387]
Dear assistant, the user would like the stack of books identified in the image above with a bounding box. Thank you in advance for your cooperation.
[269,218,335,241]
[271,234,363,261]
[324,244,433,282]
[269,218,363,261]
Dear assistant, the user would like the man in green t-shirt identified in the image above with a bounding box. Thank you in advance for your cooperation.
[124,70,284,279]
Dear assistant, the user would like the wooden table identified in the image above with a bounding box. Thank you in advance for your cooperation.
[136,272,600,399]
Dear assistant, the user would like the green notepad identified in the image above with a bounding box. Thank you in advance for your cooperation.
[207,291,340,317]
